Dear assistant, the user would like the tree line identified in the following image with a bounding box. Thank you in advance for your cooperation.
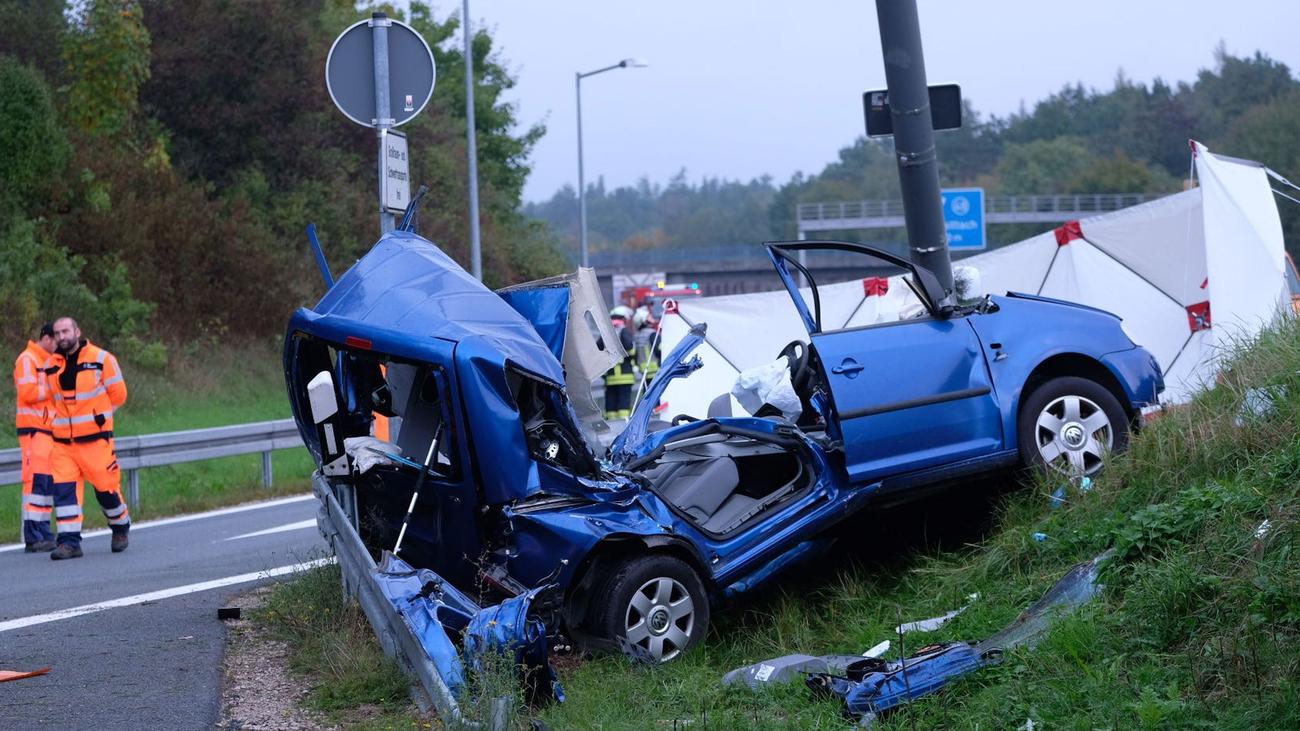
[528,47,1300,258]
[0,0,564,364]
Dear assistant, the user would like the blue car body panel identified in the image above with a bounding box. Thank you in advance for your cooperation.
[285,232,1162,643]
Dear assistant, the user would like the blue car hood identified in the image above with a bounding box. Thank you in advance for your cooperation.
[609,324,707,466]
[290,231,574,504]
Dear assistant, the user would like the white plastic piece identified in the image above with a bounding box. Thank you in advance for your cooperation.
[307,371,339,424]
[1255,519,1272,539]
[862,640,891,658]
[895,593,979,634]
[730,356,802,420]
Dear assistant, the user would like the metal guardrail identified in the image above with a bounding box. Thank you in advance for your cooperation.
[797,193,1155,230]
[313,473,480,727]
[0,419,303,506]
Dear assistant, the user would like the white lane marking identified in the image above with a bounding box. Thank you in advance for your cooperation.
[223,519,317,542]
[1,494,316,553]
[0,556,336,633]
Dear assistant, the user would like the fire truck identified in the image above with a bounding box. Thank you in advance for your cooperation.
[624,281,703,319]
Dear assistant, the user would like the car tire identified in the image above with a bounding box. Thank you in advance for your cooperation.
[591,554,709,663]
[1018,376,1129,477]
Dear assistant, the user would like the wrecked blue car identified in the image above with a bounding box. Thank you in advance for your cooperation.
[285,232,1161,663]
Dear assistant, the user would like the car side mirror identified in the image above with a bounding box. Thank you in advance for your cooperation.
[307,370,349,476]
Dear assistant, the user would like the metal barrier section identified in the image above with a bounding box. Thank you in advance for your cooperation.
[0,418,304,506]
[312,472,477,728]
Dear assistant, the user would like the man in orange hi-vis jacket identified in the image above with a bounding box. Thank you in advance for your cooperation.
[15,322,59,552]
[43,317,130,560]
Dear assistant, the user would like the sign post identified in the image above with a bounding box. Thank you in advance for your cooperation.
[326,13,435,235]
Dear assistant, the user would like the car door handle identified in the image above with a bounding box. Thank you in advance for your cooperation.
[832,359,864,377]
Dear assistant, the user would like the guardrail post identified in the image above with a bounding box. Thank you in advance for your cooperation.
[261,450,273,489]
[126,469,140,508]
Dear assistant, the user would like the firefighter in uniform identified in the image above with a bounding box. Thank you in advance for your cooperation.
[603,306,637,419]
[44,317,131,560]
[15,323,59,552]
[632,306,660,399]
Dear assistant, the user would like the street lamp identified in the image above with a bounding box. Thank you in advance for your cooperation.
[576,58,648,268]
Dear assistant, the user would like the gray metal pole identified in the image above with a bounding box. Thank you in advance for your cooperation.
[576,72,588,268]
[371,13,395,235]
[463,0,483,280]
[875,0,953,295]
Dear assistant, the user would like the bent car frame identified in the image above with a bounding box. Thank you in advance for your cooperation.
[285,231,1162,663]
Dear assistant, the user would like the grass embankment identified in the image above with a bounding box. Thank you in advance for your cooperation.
[1,341,313,541]
[540,319,1300,729]
[259,562,432,729]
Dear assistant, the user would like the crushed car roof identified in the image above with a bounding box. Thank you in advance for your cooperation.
[298,231,564,384]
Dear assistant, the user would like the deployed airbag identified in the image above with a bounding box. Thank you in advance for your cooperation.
[731,357,801,420]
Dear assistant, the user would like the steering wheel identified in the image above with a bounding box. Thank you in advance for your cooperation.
[779,340,812,394]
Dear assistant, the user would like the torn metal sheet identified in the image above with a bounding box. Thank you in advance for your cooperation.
[721,550,1113,720]
[976,549,1112,654]
[499,267,624,446]
[723,654,868,690]
[372,552,564,703]
[807,642,990,717]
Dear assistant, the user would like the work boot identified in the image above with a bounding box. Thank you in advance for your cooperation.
[25,540,56,553]
[50,543,83,560]
[111,530,129,553]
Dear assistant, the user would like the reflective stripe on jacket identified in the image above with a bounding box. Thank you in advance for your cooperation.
[15,341,53,434]
[44,340,127,441]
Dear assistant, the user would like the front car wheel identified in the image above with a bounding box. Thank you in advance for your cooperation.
[1018,375,1130,477]
[591,554,710,663]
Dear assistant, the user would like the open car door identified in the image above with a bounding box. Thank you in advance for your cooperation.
[766,242,1005,485]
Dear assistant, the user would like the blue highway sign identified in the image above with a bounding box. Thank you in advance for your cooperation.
[942,187,985,250]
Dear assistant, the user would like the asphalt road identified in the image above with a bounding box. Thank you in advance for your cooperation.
[0,494,327,730]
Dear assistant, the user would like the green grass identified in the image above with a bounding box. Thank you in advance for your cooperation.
[1,340,314,541]
[538,317,1300,729]
[261,562,433,729]
[264,562,534,730]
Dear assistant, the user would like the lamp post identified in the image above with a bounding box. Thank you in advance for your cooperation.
[463,0,482,280]
[576,58,647,268]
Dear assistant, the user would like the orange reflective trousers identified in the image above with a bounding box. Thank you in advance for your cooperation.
[20,431,56,544]
[49,437,129,547]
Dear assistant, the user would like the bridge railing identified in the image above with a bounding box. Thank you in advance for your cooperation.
[0,418,304,507]
[587,242,910,273]
[798,193,1155,223]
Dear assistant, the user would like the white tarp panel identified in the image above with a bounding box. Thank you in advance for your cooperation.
[652,141,1291,418]
[1081,188,1206,305]
[1038,238,1190,376]
[1196,143,1289,337]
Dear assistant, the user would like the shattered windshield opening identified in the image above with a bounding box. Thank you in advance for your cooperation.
[508,368,600,478]
[288,334,459,479]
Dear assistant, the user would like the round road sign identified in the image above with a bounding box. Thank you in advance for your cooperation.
[326,17,435,128]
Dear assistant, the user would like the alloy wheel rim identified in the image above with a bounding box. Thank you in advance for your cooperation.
[1035,394,1113,476]
[624,576,694,662]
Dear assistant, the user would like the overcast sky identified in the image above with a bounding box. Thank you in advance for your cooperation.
[449,1,1300,202]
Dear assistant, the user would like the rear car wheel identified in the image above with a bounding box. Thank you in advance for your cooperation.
[592,554,709,663]
[1018,376,1129,477]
